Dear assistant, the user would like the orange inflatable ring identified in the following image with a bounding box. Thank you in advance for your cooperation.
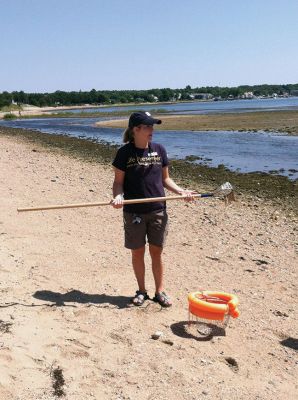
[188,291,240,320]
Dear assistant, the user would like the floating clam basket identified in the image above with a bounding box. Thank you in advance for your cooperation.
[188,291,240,332]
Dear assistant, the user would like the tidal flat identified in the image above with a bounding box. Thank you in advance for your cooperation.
[6,109,298,135]
[1,126,297,216]
[96,110,298,135]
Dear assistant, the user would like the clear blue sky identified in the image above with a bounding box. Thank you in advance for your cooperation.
[1,0,297,92]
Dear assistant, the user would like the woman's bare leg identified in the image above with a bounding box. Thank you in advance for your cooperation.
[149,244,164,293]
[131,246,146,292]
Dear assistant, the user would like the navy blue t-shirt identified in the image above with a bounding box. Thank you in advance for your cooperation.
[112,142,169,214]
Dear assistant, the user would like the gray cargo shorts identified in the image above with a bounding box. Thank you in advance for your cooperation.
[123,210,168,250]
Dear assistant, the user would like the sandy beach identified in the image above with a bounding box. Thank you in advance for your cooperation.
[0,105,103,119]
[1,130,297,399]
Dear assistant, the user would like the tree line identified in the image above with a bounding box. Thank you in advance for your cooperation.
[1,84,298,108]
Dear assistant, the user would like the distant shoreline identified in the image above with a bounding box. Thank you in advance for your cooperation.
[0,100,195,119]
[0,106,298,136]
[1,104,297,135]
[0,104,102,119]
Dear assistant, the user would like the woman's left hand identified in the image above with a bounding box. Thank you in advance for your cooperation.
[111,193,124,208]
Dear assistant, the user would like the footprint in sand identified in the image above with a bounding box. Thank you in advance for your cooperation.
[45,340,90,360]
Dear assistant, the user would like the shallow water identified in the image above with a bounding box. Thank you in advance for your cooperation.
[1,117,297,180]
[54,97,298,115]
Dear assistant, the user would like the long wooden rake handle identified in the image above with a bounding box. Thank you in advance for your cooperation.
[17,193,215,212]
[17,182,234,212]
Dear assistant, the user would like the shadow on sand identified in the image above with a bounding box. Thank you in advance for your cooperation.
[170,320,226,341]
[33,289,131,309]
[280,337,298,351]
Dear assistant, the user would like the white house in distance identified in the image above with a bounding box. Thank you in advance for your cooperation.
[189,93,213,100]
[242,92,254,99]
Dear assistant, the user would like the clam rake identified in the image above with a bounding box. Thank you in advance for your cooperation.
[17,182,235,213]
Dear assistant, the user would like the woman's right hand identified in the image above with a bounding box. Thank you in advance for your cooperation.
[178,189,197,202]
[111,194,124,208]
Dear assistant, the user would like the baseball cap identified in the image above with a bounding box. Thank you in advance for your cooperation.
[128,111,162,128]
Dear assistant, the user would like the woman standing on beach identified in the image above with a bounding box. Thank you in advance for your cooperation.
[111,111,195,307]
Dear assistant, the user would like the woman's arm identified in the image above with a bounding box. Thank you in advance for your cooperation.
[162,166,196,199]
[162,166,184,194]
[112,167,125,208]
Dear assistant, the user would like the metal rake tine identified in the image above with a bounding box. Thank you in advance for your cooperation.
[213,182,234,196]
[212,182,236,205]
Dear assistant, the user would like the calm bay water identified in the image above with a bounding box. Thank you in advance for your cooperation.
[1,116,297,180]
[58,96,298,115]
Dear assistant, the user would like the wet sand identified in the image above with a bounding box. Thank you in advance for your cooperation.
[95,110,298,135]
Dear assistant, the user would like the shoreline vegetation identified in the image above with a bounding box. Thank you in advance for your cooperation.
[1,126,297,217]
[1,83,297,108]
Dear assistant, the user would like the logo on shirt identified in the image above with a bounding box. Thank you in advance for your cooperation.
[127,153,162,168]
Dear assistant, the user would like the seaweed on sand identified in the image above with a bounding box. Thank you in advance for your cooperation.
[52,366,65,397]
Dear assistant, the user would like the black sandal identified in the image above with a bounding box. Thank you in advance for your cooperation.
[131,290,149,306]
[153,291,172,308]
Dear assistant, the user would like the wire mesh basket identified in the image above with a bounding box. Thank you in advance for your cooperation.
[187,291,239,336]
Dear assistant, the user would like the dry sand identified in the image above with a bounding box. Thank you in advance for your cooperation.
[0,132,297,399]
